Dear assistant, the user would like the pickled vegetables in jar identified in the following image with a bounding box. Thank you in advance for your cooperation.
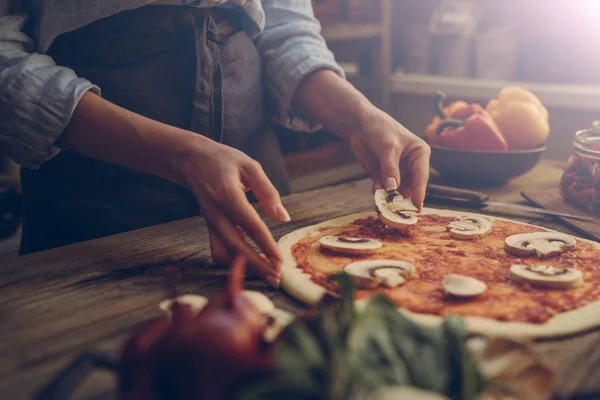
[560,121,600,213]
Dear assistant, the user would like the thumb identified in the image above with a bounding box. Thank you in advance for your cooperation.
[379,148,401,191]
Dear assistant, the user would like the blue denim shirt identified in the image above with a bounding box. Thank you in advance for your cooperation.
[0,0,344,169]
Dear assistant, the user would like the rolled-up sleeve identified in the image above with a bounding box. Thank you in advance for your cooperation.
[0,13,99,169]
[254,0,345,132]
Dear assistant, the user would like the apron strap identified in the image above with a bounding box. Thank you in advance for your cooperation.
[192,16,224,143]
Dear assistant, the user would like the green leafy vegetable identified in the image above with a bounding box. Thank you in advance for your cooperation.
[237,273,486,400]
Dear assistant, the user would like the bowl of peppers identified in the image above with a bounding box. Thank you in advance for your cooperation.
[424,87,549,184]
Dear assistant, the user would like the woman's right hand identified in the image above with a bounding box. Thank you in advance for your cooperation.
[61,92,287,286]
[174,137,290,287]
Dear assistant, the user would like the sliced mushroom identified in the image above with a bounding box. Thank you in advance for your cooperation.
[508,264,583,289]
[319,235,382,255]
[158,291,274,320]
[158,293,293,342]
[241,291,275,314]
[447,216,493,240]
[159,294,208,320]
[374,189,418,230]
[443,274,487,298]
[505,232,577,259]
[263,308,295,343]
[344,259,416,289]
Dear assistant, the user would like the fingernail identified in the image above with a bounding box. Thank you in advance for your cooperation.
[274,204,291,222]
[269,254,281,265]
[270,270,282,279]
[385,177,397,191]
[269,257,282,272]
[266,274,281,288]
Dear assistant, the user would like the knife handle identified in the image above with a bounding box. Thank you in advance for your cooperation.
[426,184,490,204]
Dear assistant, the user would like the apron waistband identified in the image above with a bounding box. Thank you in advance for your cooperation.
[148,2,243,41]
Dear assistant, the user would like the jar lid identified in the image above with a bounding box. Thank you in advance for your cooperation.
[574,121,600,156]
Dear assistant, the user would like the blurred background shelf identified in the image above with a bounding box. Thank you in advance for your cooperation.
[391,73,600,112]
[318,0,392,111]
[347,76,377,92]
[284,142,356,180]
[289,163,366,193]
[321,23,383,41]
[284,142,365,193]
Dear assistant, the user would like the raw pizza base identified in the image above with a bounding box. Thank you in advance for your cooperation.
[278,208,600,338]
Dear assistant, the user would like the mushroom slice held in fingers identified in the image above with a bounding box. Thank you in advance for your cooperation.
[443,274,487,298]
[344,259,416,289]
[319,236,383,255]
[508,264,583,289]
[447,216,493,240]
[374,189,419,230]
[504,232,577,259]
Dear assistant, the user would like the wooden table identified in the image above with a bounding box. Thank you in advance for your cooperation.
[2,159,600,399]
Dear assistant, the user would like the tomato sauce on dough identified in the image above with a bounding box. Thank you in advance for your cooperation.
[291,215,600,323]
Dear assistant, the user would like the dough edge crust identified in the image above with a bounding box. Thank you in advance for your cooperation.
[278,208,600,339]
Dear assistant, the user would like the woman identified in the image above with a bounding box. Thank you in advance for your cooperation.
[0,0,430,286]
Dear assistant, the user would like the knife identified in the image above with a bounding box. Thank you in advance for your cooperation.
[426,184,595,222]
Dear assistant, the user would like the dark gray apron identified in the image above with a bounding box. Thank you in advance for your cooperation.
[19,5,290,254]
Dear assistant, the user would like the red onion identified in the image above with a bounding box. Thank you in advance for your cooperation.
[119,255,275,400]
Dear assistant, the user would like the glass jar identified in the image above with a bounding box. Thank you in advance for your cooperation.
[560,121,600,213]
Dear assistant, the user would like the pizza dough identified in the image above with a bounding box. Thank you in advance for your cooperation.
[278,208,600,339]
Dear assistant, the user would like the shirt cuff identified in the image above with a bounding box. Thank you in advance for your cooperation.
[0,56,100,169]
[267,52,345,133]
[6,81,99,169]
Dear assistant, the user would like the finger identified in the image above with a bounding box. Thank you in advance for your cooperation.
[398,164,412,199]
[399,182,412,199]
[350,134,380,182]
[210,223,281,287]
[379,144,402,192]
[408,144,431,210]
[218,186,283,269]
[201,199,281,284]
[208,225,233,265]
[242,161,290,223]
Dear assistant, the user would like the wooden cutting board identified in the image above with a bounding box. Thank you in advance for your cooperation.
[521,190,600,242]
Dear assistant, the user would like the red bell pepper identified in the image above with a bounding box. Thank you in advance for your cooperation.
[425,92,508,152]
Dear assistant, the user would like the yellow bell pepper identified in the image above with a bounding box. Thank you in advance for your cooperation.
[485,87,550,150]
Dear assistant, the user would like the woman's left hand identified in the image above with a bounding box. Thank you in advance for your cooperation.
[293,70,431,209]
[349,108,431,209]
